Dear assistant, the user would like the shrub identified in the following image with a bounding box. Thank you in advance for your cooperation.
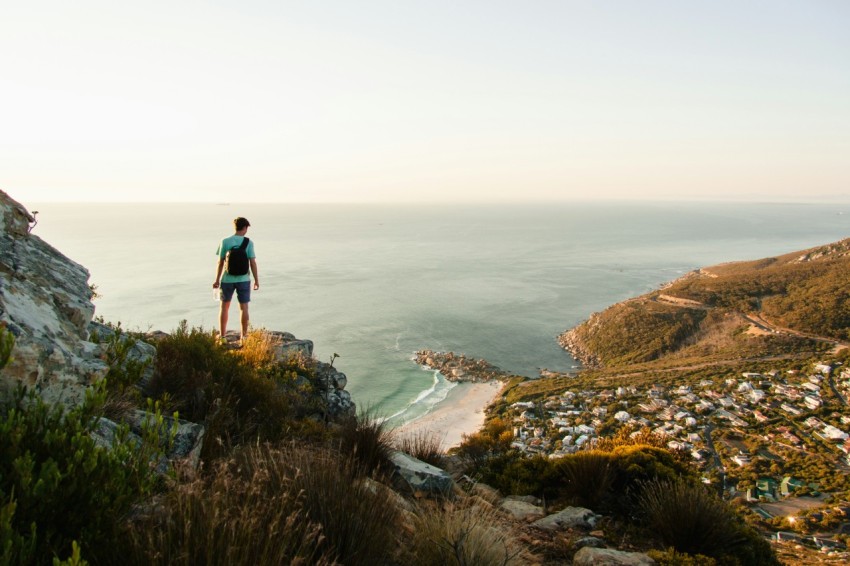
[555,450,615,509]
[608,444,696,510]
[405,499,530,566]
[0,385,164,565]
[594,425,669,452]
[453,417,513,469]
[126,443,401,565]
[92,324,151,421]
[638,478,778,565]
[477,452,561,501]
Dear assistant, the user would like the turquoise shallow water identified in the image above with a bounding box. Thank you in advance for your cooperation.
[27,200,850,424]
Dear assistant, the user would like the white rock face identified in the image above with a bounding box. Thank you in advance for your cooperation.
[0,190,107,405]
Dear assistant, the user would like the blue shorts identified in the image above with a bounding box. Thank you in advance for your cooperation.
[220,281,251,304]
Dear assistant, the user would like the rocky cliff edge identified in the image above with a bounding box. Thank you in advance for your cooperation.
[0,190,107,405]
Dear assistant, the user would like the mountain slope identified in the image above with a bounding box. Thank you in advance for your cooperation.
[560,238,850,368]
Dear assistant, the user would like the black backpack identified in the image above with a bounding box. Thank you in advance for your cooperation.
[226,238,250,276]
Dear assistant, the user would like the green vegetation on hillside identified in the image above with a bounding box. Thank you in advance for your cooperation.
[563,239,850,369]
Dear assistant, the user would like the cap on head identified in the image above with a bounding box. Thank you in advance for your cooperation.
[234,217,251,231]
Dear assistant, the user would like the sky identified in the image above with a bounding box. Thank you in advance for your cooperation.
[2,1,849,203]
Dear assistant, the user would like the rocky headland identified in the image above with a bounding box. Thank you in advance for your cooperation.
[415,349,508,382]
[557,322,601,369]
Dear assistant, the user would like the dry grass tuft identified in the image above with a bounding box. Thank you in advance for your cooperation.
[395,429,446,468]
[405,499,532,566]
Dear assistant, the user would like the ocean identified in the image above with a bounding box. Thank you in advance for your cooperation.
[27,200,850,425]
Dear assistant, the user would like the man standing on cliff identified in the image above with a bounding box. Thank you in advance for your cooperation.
[213,217,259,345]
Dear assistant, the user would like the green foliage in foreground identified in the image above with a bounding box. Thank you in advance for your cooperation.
[0,384,167,565]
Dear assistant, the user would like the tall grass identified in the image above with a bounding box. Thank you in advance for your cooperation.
[334,409,396,478]
[395,429,446,468]
[405,500,530,566]
[126,443,401,565]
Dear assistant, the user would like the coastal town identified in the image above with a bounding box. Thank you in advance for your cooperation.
[505,359,850,551]
[415,349,850,552]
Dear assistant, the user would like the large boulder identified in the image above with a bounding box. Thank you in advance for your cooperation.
[0,190,107,405]
[573,547,656,566]
[499,496,545,521]
[266,330,314,359]
[390,451,454,497]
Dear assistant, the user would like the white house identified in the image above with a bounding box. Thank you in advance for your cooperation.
[823,425,849,441]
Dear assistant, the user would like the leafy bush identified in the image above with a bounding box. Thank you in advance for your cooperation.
[91,323,151,421]
[477,452,561,501]
[405,500,530,566]
[453,417,513,469]
[608,444,695,505]
[638,478,778,565]
[0,385,165,565]
[126,443,401,565]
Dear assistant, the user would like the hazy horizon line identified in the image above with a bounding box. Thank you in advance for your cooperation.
[22,197,850,207]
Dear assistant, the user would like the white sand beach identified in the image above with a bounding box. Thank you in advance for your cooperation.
[393,380,505,450]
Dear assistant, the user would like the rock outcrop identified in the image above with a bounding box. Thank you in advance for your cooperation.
[389,451,454,497]
[557,322,600,369]
[415,349,507,382]
[499,497,545,522]
[0,190,108,405]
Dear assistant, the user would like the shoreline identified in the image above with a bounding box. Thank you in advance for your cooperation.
[392,380,505,450]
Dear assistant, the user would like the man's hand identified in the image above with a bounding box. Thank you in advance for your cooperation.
[253,281,259,291]
[213,281,220,289]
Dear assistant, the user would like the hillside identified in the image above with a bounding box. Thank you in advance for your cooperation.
[560,239,850,369]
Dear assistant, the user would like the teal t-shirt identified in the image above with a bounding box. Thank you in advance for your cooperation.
[217,235,256,283]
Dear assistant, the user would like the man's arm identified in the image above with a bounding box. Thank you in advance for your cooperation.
[250,258,259,290]
[213,258,225,288]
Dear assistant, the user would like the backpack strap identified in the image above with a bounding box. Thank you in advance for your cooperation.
[237,237,249,251]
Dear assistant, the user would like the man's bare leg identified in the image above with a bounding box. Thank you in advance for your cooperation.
[239,302,250,342]
[219,301,231,340]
